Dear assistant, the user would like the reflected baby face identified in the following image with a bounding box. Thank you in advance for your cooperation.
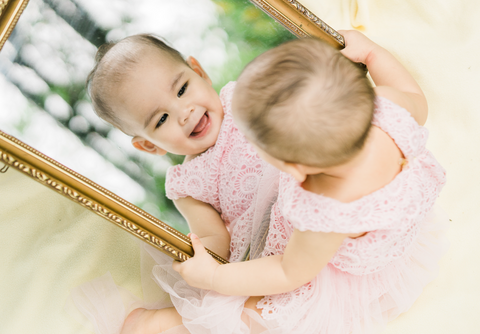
[111,51,224,156]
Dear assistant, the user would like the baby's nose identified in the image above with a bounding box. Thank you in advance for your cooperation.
[188,106,195,115]
[180,106,195,124]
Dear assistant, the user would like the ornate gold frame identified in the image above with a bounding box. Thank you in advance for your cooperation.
[0,0,342,264]
[0,0,29,49]
[250,0,344,49]
[0,131,228,264]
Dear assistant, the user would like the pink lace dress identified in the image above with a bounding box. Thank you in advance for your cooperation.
[254,97,449,333]
[68,82,280,334]
[148,82,281,334]
[165,81,278,263]
[69,94,447,334]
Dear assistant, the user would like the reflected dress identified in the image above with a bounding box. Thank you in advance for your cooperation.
[164,81,278,264]
[69,81,280,334]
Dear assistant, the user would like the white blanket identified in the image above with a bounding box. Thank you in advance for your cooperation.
[1,1,479,333]
[0,168,143,333]
[300,0,480,332]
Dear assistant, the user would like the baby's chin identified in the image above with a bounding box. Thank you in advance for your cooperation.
[203,119,222,147]
[192,140,217,156]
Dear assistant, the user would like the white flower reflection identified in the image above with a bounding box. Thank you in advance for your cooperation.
[0,0,234,221]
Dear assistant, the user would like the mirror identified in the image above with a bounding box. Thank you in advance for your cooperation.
[0,0,339,234]
[0,0,343,259]
[0,0,341,332]
[2,0,478,333]
[1,0,290,230]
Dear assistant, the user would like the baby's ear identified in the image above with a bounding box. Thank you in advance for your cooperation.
[131,137,166,156]
[186,56,212,85]
[283,162,309,182]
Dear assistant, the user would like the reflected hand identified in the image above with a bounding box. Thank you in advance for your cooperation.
[172,233,220,290]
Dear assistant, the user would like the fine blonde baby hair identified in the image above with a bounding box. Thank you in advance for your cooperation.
[233,38,375,168]
[86,34,186,131]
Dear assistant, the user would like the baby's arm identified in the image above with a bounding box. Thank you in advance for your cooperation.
[174,197,231,260]
[173,229,351,296]
[340,30,428,125]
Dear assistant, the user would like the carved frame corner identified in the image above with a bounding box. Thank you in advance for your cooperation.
[249,0,345,49]
[0,0,30,50]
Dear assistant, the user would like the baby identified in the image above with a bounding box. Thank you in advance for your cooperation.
[83,34,278,333]
[173,31,448,334]
[88,34,276,262]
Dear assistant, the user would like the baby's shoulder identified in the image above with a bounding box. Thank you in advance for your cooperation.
[278,173,345,232]
[373,94,416,122]
[278,169,401,234]
[164,151,220,205]
[219,81,237,112]
[373,95,428,158]
[216,81,250,146]
[374,86,427,126]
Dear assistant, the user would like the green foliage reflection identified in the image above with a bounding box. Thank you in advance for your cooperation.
[213,0,295,90]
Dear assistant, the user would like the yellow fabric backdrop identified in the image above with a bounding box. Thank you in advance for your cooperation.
[1,1,479,333]
[0,167,142,333]
[299,0,480,332]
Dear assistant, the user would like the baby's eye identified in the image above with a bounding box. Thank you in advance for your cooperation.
[177,82,188,97]
[155,113,168,128]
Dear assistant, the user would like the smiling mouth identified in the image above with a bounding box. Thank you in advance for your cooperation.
[190,112,210,138]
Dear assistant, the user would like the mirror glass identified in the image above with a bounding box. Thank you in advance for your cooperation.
[0,1,295,332]
[0,0,295,234]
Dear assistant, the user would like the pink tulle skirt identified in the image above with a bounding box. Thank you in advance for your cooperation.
[68,205,448,334]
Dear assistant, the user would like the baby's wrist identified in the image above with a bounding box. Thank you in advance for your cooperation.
[364,44,386,67]
[210,264,220,291]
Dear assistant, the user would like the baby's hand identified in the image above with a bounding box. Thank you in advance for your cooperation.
[172,233,220,290]
[339,30,380,65]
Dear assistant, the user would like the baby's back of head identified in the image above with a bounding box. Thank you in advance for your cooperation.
[233,38,375,168]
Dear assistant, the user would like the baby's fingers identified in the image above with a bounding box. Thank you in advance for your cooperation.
[189,233,207,256]
[338,30,356,46]
[172,260,183,272]
[171,234,206,274]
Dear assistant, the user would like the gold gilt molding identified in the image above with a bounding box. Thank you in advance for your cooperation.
[0,131,228,264]
[283,0,345,46]
[0,0,30,50]
[249,0,344,49]
[0,1,9,16]
[250,0,309,38]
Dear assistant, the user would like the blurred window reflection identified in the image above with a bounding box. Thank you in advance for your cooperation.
[0,0,294,232]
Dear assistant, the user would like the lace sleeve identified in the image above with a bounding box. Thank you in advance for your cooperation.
[372,97,429,158]
[163,82,237,212]
[165,154,221,212]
